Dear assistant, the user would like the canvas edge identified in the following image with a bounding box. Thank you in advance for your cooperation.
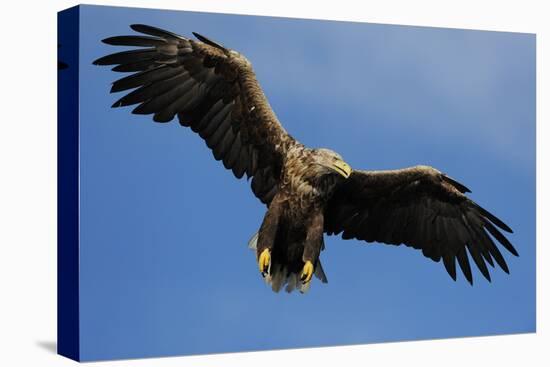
[57,4,81,362]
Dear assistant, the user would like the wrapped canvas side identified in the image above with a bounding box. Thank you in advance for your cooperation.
[57,5,80,362]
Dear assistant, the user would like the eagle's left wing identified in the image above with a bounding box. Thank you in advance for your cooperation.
[324,165,518,284]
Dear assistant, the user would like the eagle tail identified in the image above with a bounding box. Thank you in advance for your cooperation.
[248,232,328,293]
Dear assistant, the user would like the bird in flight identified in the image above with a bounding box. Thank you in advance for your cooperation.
[94,24,518,293]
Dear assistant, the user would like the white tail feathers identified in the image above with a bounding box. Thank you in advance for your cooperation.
[247,232,259,250]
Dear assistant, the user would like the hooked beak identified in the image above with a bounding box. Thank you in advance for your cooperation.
[332,160,352,179]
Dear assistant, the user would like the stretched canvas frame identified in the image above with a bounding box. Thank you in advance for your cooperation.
[58,4,536,362]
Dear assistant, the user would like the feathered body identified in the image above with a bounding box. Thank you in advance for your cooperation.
[94,25,518,293]
[251,146,346,292]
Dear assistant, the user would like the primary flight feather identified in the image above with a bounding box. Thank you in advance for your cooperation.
[94,24,518,293]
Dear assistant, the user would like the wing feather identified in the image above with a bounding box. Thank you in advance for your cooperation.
[94,24,298,205]
[325,166,517,284]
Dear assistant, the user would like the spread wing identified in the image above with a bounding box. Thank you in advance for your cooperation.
[93,24,297,205]
[324,165,518,284]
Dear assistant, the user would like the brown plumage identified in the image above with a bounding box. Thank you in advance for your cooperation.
[94,24,518,293]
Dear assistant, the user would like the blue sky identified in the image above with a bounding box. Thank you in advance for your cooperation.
[71,5,535,361]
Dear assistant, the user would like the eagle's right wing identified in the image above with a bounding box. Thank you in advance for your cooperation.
[94,24,298,205]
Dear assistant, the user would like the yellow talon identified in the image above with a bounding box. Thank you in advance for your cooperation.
[258,249,271,274]
[301,260,314,283]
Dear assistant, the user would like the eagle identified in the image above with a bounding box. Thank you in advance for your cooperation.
[93,24,518,293]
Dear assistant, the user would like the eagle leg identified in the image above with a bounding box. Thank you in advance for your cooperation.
[258,248,271,277]
[301,210,324,284]
[300,261,314,283]
[256,197,282,277]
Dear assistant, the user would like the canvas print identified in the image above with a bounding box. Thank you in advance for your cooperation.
[58,4,536,362]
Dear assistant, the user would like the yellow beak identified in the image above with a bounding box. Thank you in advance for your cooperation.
[332,160,352,179]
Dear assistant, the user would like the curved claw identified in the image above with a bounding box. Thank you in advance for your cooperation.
[258,249,271,276]
[301,260,314,283]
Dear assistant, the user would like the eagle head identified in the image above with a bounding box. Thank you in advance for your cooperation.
[311,148,352,179]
